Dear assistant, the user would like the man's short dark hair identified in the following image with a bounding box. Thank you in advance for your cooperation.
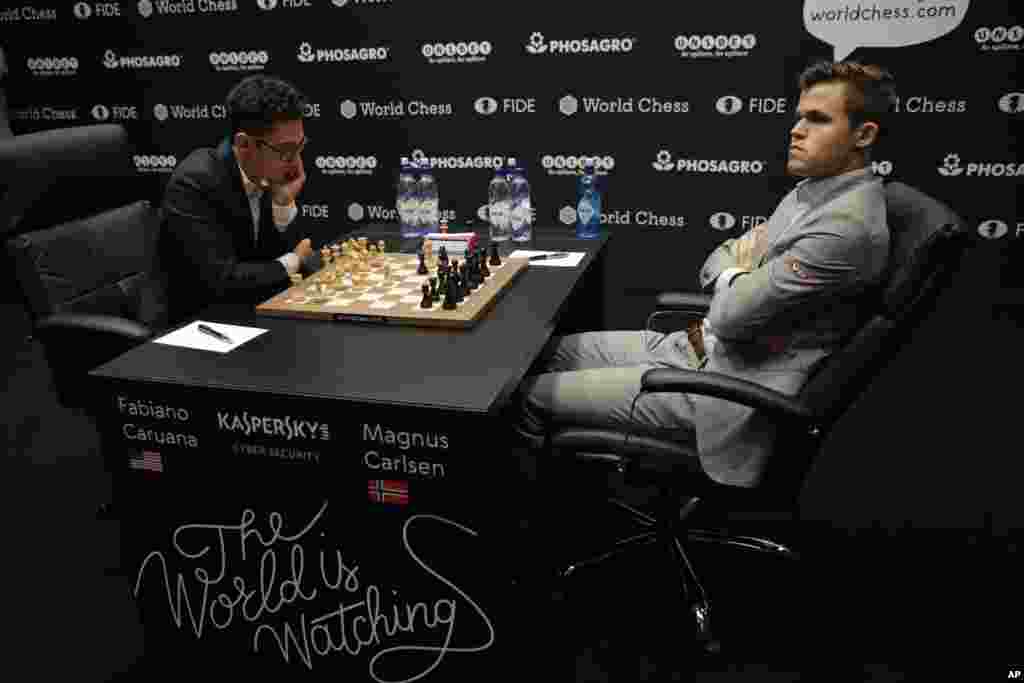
[798,60,897,144]
[225,74,307,137]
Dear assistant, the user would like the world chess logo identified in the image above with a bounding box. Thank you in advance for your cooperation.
[258,0,277,9]
[977,219,1009,240]
[153,103,169,122]
[716,95,743,115]
[559,95,578,117]
[339,100,357,120]
[938,153,963,177]
[298,42,315,64]
[559,206,578,226]
[474,97,498,115]
[103,50,119,69]
[708,212,737,231]
[526,32,547,54]
[74,2,92,19]
[333,0,350,6]
[348,203,365,222]
[91,104,110,121]
[652,150,674,172]
[999,93,1024,114]
[137,0,153,18]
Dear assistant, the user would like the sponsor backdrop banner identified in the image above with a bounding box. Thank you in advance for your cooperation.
[2,0,1020,322]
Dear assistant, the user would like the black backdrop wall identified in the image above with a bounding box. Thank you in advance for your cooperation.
[2,0,1022,531]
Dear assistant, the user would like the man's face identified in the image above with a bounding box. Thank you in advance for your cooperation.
[787,81,873,178]
[234,118,305,186]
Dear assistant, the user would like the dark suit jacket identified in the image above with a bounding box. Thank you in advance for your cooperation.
[159,137,293,323]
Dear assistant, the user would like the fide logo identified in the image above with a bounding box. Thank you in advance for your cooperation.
[474,97,498,115]
[708,212,737,231]
[977,219,1009,240]
[999,93,1024,114]
[74,2,91,18]
[938,153,963,177]
[716,95,743,115]
[559,95,579,116]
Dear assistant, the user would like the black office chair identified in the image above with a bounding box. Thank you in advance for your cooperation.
[3,124,167,411]
[539,181,971,653]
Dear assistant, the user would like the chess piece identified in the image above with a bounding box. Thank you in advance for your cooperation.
[417,251,428,275]
[439,245,448,266]
[479,249,491,278]
[377,239,386,255]
[488,242,501,266]
[430,276,440,302]
[442,276,457,310]
[420,282,433,308]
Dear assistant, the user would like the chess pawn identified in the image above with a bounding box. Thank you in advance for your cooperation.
[488,242,501,266]
[417,251,429,275]
[377,239,386,255]
[479,249,491,278]
[430,276,440,302]
[420,282,433,309]
[442,274,458,310]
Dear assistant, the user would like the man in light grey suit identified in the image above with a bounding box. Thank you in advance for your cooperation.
[515,60,896,487]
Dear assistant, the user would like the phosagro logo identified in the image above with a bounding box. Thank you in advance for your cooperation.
[560,94,689,116]
[653,150,766,175]
[339,98,454,119]
[297,41,388,64]
[209,50,269,72]
[938,153,1024,178]
[977,219,1023,240]
[315,155,378,176]
[974,25,1023,52]
[421,40,492,65]
[674,33,757,58]
[409,148,503,171]
[998,93,1024,114]
[91,104,139,122]
[541,154,616,176]
[26,56,79,77]
[526,31,636,55]
[103,49,183,70]
[133,154,178,174]
[715,95,788,115]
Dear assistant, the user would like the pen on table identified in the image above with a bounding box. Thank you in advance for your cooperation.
[529,252,570,261]
[197,323,233,344]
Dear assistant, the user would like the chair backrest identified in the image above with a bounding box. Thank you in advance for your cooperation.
[756,181,971,497]
[6,199,167,329]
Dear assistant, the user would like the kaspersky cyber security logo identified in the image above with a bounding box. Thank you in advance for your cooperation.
[526,31,636,55]
[541,154,616,176]
[421,40,492,65]
[939,154,1024,178]
[654,150,765,174]
[298,41,388,64]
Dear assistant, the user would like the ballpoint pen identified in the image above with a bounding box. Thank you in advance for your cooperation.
[529,252,570,261]
[197,323,233,344]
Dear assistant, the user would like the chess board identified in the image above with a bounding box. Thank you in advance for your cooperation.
[255,252,529,328]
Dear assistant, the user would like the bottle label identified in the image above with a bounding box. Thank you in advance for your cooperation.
[490,201,509,227]
[577,198,594,225]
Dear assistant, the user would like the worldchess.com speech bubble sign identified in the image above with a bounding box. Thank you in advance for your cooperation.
[805,0,971,61]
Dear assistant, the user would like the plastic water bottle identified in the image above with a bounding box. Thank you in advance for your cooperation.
[576,159,601,239]
[417,159,439,235]
[397,157,418,238]
[508,159,532,242]
[488,162,512,242]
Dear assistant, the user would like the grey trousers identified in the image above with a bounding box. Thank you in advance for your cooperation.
[517,329,703,441]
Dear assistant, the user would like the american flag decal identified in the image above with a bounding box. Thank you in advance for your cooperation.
[130,450,163,474]
[368,479,409,505]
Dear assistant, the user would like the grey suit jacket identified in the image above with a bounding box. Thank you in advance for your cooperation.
[692,168,889,487]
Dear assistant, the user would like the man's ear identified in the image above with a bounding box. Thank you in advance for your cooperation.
[856,121,879,149]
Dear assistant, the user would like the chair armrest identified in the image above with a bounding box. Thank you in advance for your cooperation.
[35,312,153,343]
[641,367,813,423]
[654,291,712,315]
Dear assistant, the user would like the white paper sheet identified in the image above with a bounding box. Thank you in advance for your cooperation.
[509,250,586,267]
[151,321,268,353]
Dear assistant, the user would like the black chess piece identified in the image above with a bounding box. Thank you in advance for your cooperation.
[439,245,449,266]
[430,276,440,302]
[458,263,471,297]
[453,267,465,304]
[488,242,501,266]
[417,251,428,275]
[442,275,457,310]
[464,256,477,292]
[420,282,432,308]
[479,250,491,278]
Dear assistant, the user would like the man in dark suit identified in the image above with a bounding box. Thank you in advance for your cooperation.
[160,74,313,323]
